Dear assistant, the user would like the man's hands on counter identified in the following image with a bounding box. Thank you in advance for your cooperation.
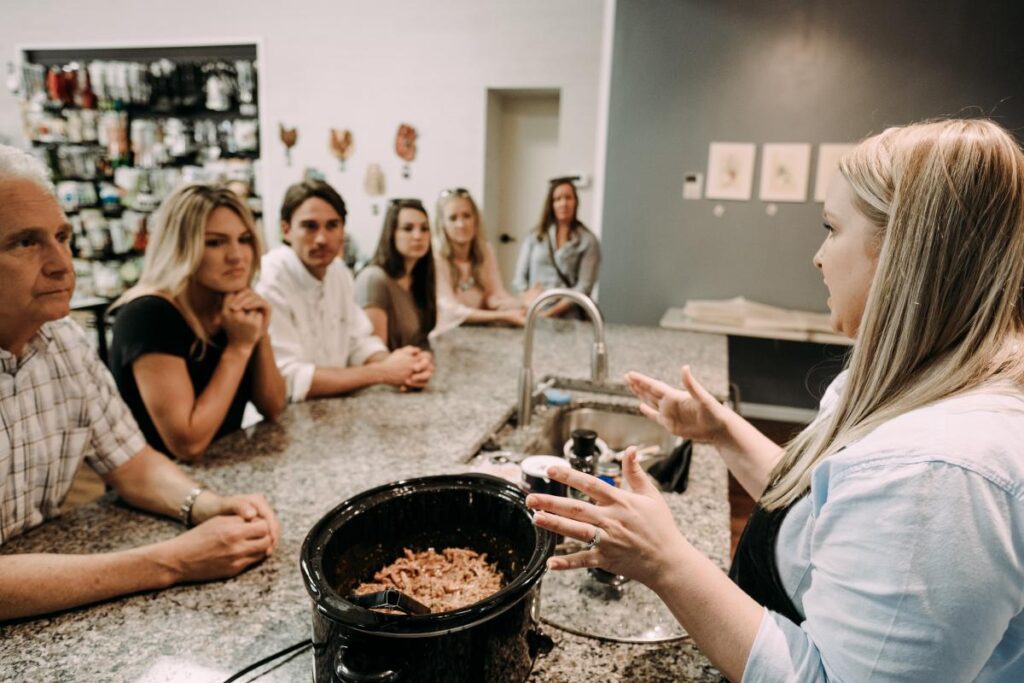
[370,346,434,390]
[156,491,281,584]
[190,490,280,544]
[103,447,281,587]
[154,513,276,585]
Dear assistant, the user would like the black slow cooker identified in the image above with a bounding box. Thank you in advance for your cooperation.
[300,474,556,682]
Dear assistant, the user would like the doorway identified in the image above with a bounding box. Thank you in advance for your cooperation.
[483,89,561,288]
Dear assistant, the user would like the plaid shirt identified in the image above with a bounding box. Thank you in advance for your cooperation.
[0,318,145,545]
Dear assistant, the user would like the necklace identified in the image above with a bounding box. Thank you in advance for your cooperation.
[453,259,477,292]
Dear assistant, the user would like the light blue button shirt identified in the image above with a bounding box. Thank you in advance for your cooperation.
[744,371,1024,682]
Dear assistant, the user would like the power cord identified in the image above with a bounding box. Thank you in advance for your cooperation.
[222,638,312,683]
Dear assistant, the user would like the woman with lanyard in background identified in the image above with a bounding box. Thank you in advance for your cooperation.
[526,119,1024,681]
[512,176,601,318]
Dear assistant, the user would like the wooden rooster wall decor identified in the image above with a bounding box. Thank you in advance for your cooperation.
[279,123,298,166]
[395,123,417,178]
[330,128,354,171]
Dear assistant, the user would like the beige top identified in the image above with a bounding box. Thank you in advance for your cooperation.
[354,264,431,350]
[435,243,520,328]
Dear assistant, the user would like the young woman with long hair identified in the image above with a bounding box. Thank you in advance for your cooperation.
[109,184,286,461]
[355,199,438,364]
[433,187,525,327]
[528,119,1024,681]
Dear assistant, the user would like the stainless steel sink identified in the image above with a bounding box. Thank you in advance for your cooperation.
[466,389,694,643]
[546,404,681,463]
[473,397,694,644]
[470,378,689,489]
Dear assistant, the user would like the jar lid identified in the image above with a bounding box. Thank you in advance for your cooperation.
[570,429,598,456]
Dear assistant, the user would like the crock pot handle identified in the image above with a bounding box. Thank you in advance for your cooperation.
[334,646,404,683]
[528,628,555,659]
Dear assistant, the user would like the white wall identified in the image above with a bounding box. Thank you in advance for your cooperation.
[0,0,606,256]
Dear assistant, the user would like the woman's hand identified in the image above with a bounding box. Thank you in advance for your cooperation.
[625,365,728,444]
[231,288,272,334]
[527,449,689,589]
[222,289,267,349]
[520,284,545,307]
[501,308,527,327]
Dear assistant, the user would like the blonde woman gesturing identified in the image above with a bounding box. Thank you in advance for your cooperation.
[528,119,1024,682]
[109,184,286,461]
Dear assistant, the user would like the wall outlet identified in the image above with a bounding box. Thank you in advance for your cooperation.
[683,172,703,199]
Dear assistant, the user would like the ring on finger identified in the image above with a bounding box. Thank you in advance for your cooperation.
[585,527,601,551]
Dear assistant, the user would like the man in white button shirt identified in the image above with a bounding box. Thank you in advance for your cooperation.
[257,180,432,401]
[0,145,280,621]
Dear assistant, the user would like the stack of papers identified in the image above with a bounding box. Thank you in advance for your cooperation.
[682,297,834,335]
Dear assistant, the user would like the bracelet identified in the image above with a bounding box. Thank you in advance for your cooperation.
[179,487,204,527]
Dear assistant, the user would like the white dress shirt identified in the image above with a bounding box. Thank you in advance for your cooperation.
[256,246,387,402]
[744,370,1024,682]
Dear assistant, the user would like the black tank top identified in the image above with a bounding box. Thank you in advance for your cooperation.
[728,495,806,625]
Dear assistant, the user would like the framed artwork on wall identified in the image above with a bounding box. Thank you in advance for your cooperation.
[813,143,856,202]
[705,142,756,200]
[759,143,811,202]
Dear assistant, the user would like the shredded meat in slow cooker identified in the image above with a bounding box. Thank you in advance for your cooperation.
[353,547,504,613]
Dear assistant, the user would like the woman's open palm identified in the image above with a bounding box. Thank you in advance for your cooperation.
[625,365,726,443]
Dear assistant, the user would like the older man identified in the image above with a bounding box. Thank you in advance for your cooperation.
[0,145,280,621]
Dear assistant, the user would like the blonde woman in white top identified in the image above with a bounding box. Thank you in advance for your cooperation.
[433,188,525,328]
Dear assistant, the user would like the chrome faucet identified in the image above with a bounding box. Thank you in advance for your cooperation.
[517,288,608,426]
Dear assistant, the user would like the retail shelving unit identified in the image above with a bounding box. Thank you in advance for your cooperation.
[14,42,261,300]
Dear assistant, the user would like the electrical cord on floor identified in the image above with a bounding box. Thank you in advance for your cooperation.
[222,638,313,683]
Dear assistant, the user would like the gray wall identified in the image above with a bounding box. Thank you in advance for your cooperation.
[600,0,1024,324]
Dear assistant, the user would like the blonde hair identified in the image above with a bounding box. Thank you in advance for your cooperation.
[434,189,488,291]
[763,119,1024,510]
[113,183,264,349]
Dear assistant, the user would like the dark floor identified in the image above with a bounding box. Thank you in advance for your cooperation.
[728,418,805,557]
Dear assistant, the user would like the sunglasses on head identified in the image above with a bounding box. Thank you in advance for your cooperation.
[388,198,426,209]
[438,187,470,199]
[548,175,580,186]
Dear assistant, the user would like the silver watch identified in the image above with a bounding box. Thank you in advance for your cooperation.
[179,487,204,527]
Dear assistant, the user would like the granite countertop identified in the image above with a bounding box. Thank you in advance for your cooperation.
[0,320,728,682]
